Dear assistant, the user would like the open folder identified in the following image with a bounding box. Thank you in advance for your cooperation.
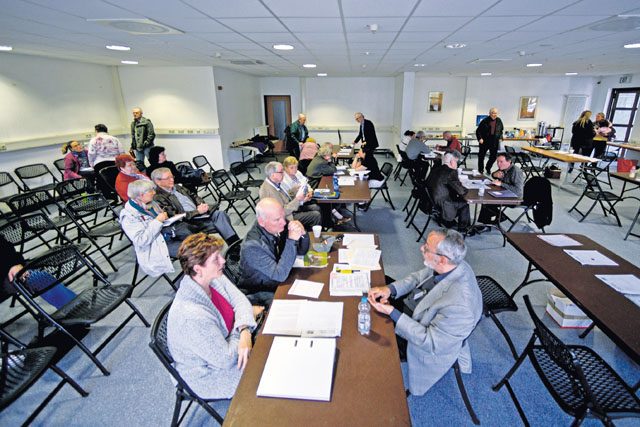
[257,336,336,401]
[262,299,343,337]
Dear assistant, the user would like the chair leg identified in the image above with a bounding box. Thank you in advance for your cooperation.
[625,207,640,240]
[124,299,151,327]
[488,312,519,360]
[492,336,534,392]
[171,392,184,427]
[50,364,89,397]
[579,322,596,339]
[383,188,395,210]
[453,361,480,425]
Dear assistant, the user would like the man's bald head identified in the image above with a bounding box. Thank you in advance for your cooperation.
[256,198,287,235]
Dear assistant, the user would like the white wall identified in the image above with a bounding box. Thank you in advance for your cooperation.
[118,66,225,168]
[413,76,467,132]
[213,67,262,166]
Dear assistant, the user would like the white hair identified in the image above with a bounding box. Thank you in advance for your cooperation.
[432,228,467,265]
[127,179,155,200]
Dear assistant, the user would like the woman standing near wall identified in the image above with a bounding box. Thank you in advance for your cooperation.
[570,110,596,168]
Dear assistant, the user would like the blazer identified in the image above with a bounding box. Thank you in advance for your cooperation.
[119,201,174,277]
[354,119,379,153]
[493,165,525,198]
[167,274,256,399]
[426,165,468,220]
[393,262,482,395]
[306,156,337,177]
[258,179,301,221]
[154,184,207,221]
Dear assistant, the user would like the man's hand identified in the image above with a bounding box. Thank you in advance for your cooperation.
[493,170,504,179]
[237,329,252,371]
[287,220,305,240]
[156,212,169,222]
[492,179,502,187]
[8,264,23,282]
[368,296,394,316]
[478,138,484,145]
[197,203,209,214]
[368,286,391,304]
[295,189,306,202]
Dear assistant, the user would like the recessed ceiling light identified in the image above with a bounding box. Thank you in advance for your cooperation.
[445,43,466,49]
[414,63,426,67]
[317,73,327,77]
[302,63,316,68]
[362,64,367,68]
[364,51,371,56]
[0,45,13,51]
[273,44,293,50]
[624,42,640,48]
[106,45,130,51]
[481,72,492,76]
[121,60,138,65]
[526,63,543,67]
[565,72,578,76]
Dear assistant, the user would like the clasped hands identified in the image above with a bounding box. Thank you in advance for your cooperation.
[367,286,394,316]
[287,220,305,240]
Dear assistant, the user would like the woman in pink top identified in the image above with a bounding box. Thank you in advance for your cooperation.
[299,137,319,160]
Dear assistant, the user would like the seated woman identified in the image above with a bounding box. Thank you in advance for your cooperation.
[167,233,260,399]
[119,179,179,277]
[351,150,385,188]
[147,146,208,193]
[61,140,94,183]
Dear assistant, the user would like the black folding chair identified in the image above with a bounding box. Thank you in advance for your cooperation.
[14,163,60,194]
[0,329,88,426]
[53,158,66,180]
[209,170,255,225]
[174,160,217,201]
[149,301,226,426]
[364,162,395,211]
[394,145,413,186]
[192,155,232,193]
[493,295,640,426]
[518,153,544,180]
[97,165,120,203]
[223,239,243,286]
[229,161,263,196]
[459,145,471,169]
[476,276,519,359]
[12,245,149,376]
[568,170,622,226]
[0,172,23,218]
[405,186,442,242]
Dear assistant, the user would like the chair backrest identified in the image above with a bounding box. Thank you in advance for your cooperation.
[380,162,393,178]
[0,172,22,194]
[14,164,58,188]
[223,239,243,285]
[522,295,593,402]
[65,193,116,220]
[98,166,119,193]
[581,170,603,192]
[504,146,516,154]
[53,159,66,178]
[0,214,42,250]
[7,190,56,216]
[192,155,213,172]
[298,159,311,175]
[56,178,90,201]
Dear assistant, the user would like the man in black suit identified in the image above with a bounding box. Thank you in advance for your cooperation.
[475,107,504,174]
[425,151,471,232]
[354,112,379,154]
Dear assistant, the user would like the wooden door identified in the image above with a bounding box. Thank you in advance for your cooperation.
[264,95,291,140]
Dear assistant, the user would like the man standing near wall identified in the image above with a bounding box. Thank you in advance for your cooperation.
[287,113,308,159]
[130,107,155,164]
[354,112,379,154]
[475,107,503,174]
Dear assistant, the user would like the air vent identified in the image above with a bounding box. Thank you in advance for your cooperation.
[469,58,512,64]
[230,60,265,65]
[87,19,183,35]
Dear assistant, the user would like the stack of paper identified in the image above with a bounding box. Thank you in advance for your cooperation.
[461,179,490,190]
[329,265,370,296]
[289,279,324,299]
[338,176,355,186]
[256,336,336,401]
[564,250,618,266]
[338,247,381,270]
[596,274,640,295]
[262,299,344,337]
[343,234,376,248]
[538,234,582,247]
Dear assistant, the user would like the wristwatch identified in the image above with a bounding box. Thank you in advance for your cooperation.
[238,325,250,334]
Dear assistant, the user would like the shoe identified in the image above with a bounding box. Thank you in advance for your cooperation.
[335,217,352,225]
[475,225,491,234]
[464,228,478,237]
[357,203,367,210]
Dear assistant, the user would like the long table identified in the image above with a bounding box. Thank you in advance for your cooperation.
[519,146,599,184]
[610,172,640,240]
[225,234,410,426]
[607,141,640,157]
[506,232,640,365]
[314,175,371,231]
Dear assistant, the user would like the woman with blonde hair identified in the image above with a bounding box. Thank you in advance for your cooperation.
[569,110,595,172]
[593,112,615,158]
[167,233,260,399]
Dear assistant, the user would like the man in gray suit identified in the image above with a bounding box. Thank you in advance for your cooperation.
[368,228,482,396]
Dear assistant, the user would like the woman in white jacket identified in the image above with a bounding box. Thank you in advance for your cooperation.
[119,179,175,277]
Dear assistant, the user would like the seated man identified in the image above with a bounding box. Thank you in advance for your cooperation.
[150,167,240,245]
[259,161,322,229]
[238,198,309,306]
[405,131,432,160]
[425,151,471,232]
[368,229,482,396]
[436,131,462,153]
[478,152,525,226]
[114,153,149,202]
[306,145,338,177]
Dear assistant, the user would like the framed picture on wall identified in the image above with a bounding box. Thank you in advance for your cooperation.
[518,96,538,120]
[428,91,443,112]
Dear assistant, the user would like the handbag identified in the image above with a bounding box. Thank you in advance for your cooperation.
[617,158,638,173]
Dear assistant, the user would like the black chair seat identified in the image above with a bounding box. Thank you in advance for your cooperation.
[241,178,263,188]
[51,284,132,325]
[531,345,640,415]
[86,220,122,238]
[0,346,57,410]
[50,216,73,228]
[476,276,518,314]
[223,190,252,201]
[584,191,620,202]
[27,183,57,193]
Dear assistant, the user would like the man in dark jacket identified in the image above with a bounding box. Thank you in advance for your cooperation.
[354,112,379,154]
[475,108,504,174]
[287,113,308,158]
[306,145,338,177]
[150,167,239,245]
[425,151,470,232]
[478,153,525,226]
[131,107,155,164]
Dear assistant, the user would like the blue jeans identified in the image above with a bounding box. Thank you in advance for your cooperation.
[135,147,152,163]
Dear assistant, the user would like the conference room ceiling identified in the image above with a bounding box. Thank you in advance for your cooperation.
[1,0,639,77]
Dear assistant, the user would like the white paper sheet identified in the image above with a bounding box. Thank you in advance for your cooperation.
[342,234,375,248]
[256,337,336,401]
[626,295,640,308]
[596,274,640,295]
[329,270,370,296]
[461,180,490,190]
[289,280,324,299]
[163,213,186,226]
[262,299,343,337]
[538,234,583,247]
[336,247,381,270]
[564,250,619,266]
[338,176,355,186]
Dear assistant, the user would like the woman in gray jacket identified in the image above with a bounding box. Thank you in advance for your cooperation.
[167,233,259,399]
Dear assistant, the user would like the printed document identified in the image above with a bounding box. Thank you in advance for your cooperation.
[163,213,186,226]
[330,266,370,296]
[564,250,618,266]
[342,233,376,248]
[538,234,583,247]
[263,299,343,337]
[596,274,640,295]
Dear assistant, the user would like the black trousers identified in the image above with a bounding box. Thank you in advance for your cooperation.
[478,137,499,173]
[592,140,606,158]
[287,143,300,159]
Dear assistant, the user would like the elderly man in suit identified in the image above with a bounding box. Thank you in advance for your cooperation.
[425,151,471,233]
[368,228,482,396]
[354,112,379,154]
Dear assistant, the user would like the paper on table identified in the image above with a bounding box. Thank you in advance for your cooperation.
[564,250,619,266]
[342,233,375,248]
[462,180,489,190]
[626,295,640,308]
[163,213,186,226]
[596,274,640,295]
[330,269,370,296]
[337,247,381,270]
[262,299,343,337]
[256,337,336,402]
[338,176,355,186]
[336,165,348,171]
[289,279,324,299]
[538,234,583,247]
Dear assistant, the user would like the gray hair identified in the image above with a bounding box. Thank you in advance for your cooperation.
[431,228,467,265]
[416,130,425,139]
[150,167,172,181]
[127,179,155,200]
[318,145,333,158]
[442,151,457,166]
[264,161,282,176]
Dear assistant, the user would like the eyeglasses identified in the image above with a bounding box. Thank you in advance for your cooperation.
[158,176,174,180]
[420,244,449,259]
[274,170,284,174]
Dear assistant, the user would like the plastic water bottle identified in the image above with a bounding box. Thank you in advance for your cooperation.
[358,296,371,335]
[333,174,339,192]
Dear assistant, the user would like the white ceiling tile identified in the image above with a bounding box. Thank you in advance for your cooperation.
[243,33,298,43]
[483,0,577,16]
[297,33,346,43]
[413,0,496,16]
[460,16,542,32]
[217,18,287,32]
[264,0,341,17]
[341,0,417,17]
[395,32,450,42]
[192,32,251,43]
[280,18,343,32]
[518,15,606,33]
[405,17,472,32]
[347,33,397,42]
[343,17,407,32]
[165,18,230,33]
[555,0,640,15]
[180,0,272,18]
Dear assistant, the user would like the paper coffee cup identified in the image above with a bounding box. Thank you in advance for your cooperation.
[312,225,322,238]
